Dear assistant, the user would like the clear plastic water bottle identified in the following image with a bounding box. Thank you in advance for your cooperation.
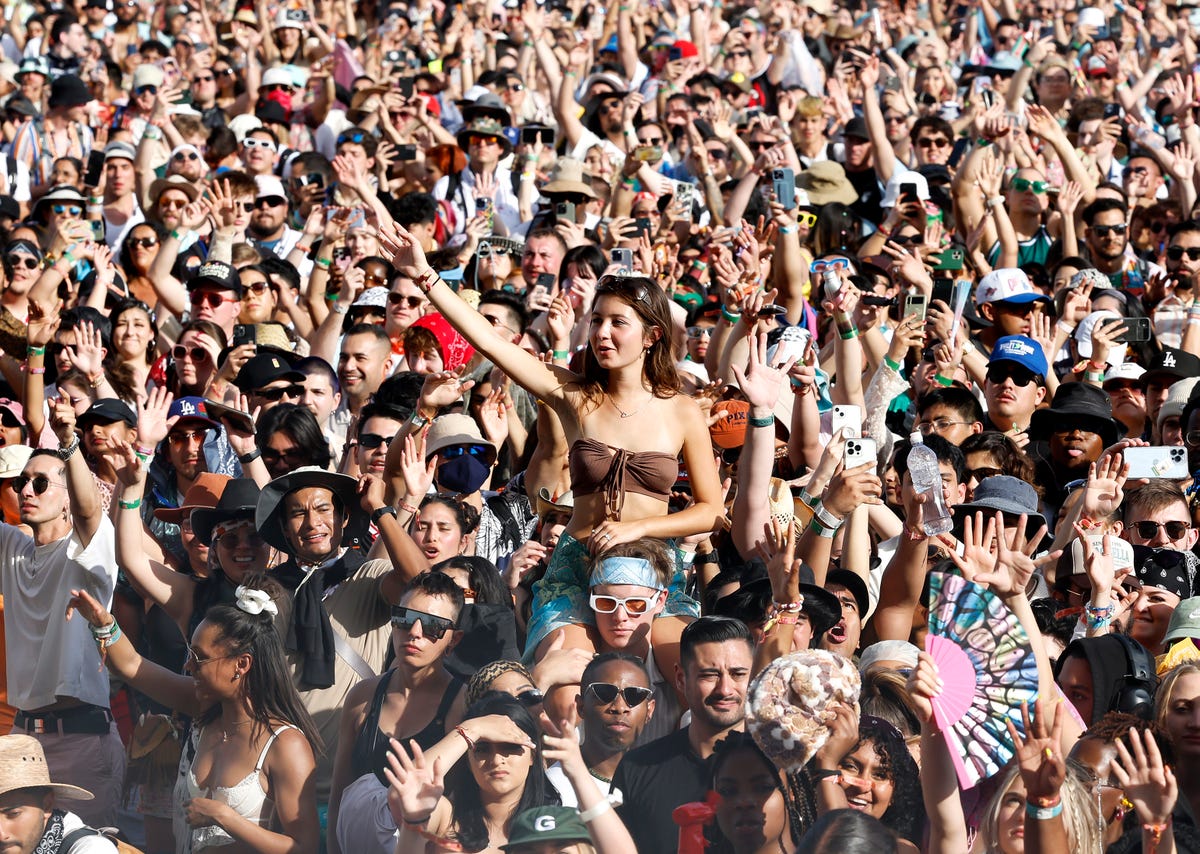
[907,432,953,536]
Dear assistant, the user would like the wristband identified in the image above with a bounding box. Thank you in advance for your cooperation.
[779,225,797,235]
[169,228,183,241]
[90,619,119,639]
[798,489,819,509]
[455,725,476,751]
[118,498,141,510]
[721,307,742,323]
[748,413,775,428]
[1084,370,1105,383]
[986,196,1004,208]
[579,800,612,822]
[1025,798,1064,820]
[238,449,261,465]
[552,349,569,360]
[839,327,859,340]
[762,607,800,633]
[26,366,44,375]
[883,355,902,372]
[316,256,332,269]
[402,815,432,827]
[1144,819,1171,846]
[399,500,420,515]
[332,302,350,314]
[961,340,975,354]
[813,502,844,530]
[809,517,837,538]
[27,345,45,356]
[934,373,954,387]
[371,504,399,524]
[415,268,439,293]
[89,373,105,389]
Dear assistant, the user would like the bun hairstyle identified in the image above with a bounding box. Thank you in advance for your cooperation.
[419,494,481,535]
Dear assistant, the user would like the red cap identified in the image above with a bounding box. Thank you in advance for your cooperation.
[672,40,699,58]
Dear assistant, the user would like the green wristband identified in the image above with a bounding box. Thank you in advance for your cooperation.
[552,349,569,360]
[27,345,45,356]
[748,413,775,428]
[118,498,141,510]
[884,355,902,372]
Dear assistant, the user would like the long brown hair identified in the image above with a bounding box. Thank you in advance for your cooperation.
[578,275,680,407]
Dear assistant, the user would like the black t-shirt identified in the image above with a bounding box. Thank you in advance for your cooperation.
[612,726,712,852]
[845,167,884,224]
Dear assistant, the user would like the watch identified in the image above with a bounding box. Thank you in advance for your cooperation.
[57,436,80,461]
[371,505,399,524]
[409,411,430,430]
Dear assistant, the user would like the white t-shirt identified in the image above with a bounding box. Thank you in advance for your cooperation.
[61,812,119,853]
[0,516,117,711]
[545,762,623,810]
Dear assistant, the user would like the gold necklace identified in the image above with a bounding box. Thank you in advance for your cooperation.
[221,719,253,743]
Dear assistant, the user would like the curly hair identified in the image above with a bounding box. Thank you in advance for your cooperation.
[418,495,481,536]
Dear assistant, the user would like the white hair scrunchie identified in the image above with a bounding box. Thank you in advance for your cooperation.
[235,586,278,617]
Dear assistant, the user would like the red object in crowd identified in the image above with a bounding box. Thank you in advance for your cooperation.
[673,792,719,853]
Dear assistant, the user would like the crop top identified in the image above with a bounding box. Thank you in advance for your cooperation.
[568,438,678,520]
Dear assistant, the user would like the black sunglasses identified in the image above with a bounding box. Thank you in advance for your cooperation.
[1167,245,1200,261]
[967,466,1004,482]
[254,384,303,401]
[12,474,64,495]
[172,345,210,362]
[585,682,653,707]
[516,689,544,708]
[388,293,424,308]
[358,433,395,450]
[391,606,454,640]
[986,364,1040,387]
[1092,223,1127,237]
[6,254,38,269]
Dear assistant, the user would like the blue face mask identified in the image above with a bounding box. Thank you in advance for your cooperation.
[437,454,490,495]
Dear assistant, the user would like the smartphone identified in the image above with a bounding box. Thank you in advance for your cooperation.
[1116,317,1152,343]
[899,181,918,203]
[932,248,965,271]
[384,50,403,65]
[536,272,555,290]
[299,172,324,190]
[521,126,555,146]
[634,217,652,238]
[844,437,878,469]
[831,404,863,439]
[231,324,256,348]
[204,398,256,435]
[83,149,104,189]
[611,248,633,274]
[332,246,351,268]
[396,77,414,97]
[758,304,788,318]
[772,167,796,211]
[555,201,576,223]
[903,293,928,322]
[1103,102,1122,120]
[633,146,662,162]
[770,326,810,365]
[1123,446,1189,480]
[980,88,996,110]
[395,144,417,161]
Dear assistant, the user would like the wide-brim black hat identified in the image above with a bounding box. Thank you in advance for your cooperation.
[192,477,262,547]
[255,467,364,554]
[1029,382,1125,447]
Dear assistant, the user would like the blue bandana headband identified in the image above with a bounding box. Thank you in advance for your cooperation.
[590,556,665,591]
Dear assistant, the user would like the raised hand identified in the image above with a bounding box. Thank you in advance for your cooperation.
[1110,726,1178,829]
[26,299,62,348]
[64,320,105,378]
[1007,698,1066,803]
[398,430,436,502]
[906,651,944,727]
[105,438,147,488]
[1081,454,1129,519]
[383,738,445,826]
[47,396,76,446]
[378,221,430,279]
[136,387,177,449]
[731,331,796,411]
[754,516,800,606]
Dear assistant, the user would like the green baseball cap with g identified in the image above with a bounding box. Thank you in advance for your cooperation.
[500,806,592,850]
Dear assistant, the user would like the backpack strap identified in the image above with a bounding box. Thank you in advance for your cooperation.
[60,826,107,852]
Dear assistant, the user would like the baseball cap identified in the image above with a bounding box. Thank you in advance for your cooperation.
[709,399,749,450]
[880,170,930,207]
[167,397,221,432]
[501,807,591,850]
[1102,362,1145,389]
[76,398,137,429]
[988,335,1049,377]
[255,175,286,199]
[262,67,294,89]
[187,261,240,295]
[975,268,1051,306]
[1166,596,1200,644]
[234,353,305,393]
[104,141,136,163]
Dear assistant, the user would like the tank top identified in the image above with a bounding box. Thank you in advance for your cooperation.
[176,724,296,852]
[348,671,462,786]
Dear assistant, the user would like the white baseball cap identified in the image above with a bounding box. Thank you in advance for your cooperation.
[975,268,1052,307]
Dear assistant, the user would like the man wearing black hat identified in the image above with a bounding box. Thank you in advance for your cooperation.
[1030,383,1124,515]
[12,75,93,186]
[838,116,884,220]
[254,468,411,800]
[822,568,870,659]
[186,261,242,340]
[433,103,520,237]
[235,353,306,414]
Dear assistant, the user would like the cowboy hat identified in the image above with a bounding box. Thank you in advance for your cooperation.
[191,478,262,546]
[0,735,93,801]
[455,116,513,155]
[541,158,599,200]
[153,473,231,524]
[534,487,574,517]
[255,467,363,554]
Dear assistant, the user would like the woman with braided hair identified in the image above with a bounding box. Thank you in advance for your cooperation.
[706,730,806,854]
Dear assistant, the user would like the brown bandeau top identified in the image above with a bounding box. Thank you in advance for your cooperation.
[568,437,678,520]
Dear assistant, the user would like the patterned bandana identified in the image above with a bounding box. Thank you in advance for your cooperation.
[590,556,665,591]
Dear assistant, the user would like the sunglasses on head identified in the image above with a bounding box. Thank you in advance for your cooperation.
[1167,245,1200,261]
[338,131,367,146]
[190,291,235,308]
[388,292,424,308]
[1092,223,1127,237]
[986,364,1040,387]
[441,444,489,460]
[391,606,454,640]
[1133,520,1190,540]
[254,384,303,402]
[1010,177,1048,194]
[585,682,653,707]
[589,593,657,614]
[52,204,82,216]
[173,345,210,362]
[12,474,64,494]
[358,433,395,450]
[6,254,38,270]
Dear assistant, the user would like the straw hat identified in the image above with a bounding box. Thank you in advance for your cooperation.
[0,735,93,800]
[541,158,599,199]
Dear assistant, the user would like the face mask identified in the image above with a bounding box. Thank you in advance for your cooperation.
[437,455,490,495]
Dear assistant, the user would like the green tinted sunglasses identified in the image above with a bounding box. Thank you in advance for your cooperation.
[1010,178,1049,194]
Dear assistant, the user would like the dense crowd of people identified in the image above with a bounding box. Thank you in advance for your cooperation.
[0,0,1198,852]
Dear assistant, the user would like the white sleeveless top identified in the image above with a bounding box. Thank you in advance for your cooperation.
[173,724,296,853]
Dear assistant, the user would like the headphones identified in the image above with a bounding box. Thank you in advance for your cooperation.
[1107,634,1156,720]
